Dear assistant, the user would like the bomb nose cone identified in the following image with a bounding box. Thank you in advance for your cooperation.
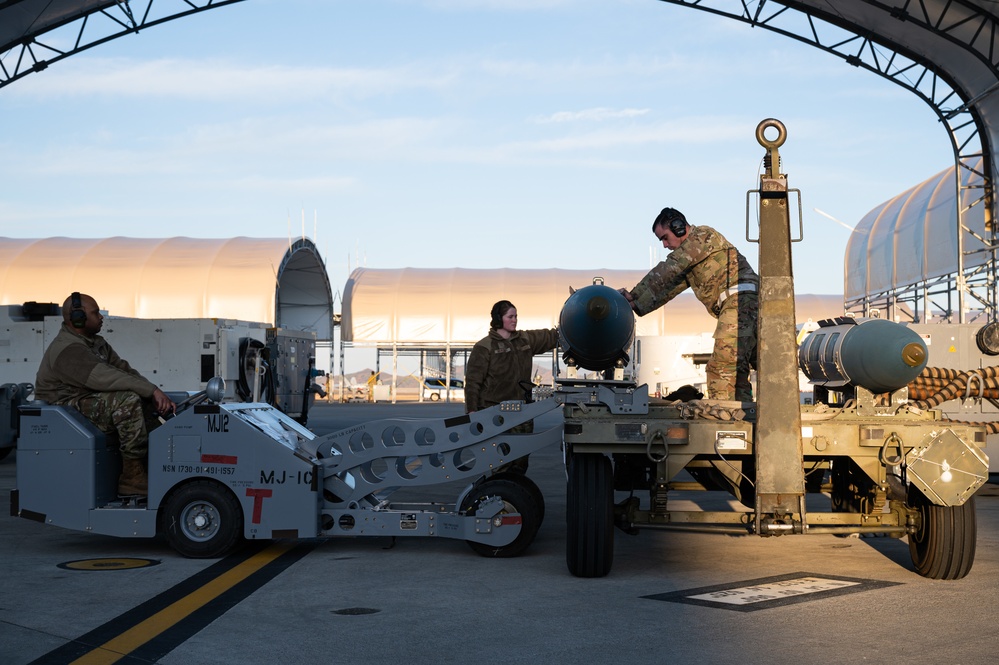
[902,341,926,368]
[587,296,610,321]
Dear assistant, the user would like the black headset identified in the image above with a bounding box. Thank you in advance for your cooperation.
[69,292,87,329]
[658,207,687,238]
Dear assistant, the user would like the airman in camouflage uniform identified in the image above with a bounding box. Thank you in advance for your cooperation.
[35,293,176,495]
[465,300,559,472]
[620,207,759,401]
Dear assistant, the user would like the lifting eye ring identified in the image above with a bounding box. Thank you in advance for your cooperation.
[646,430,668,463]
[756,118,787,149]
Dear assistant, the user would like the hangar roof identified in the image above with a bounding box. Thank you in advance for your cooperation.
[342,267,844,345]
[845,158,986,300]
[0,236,335,338]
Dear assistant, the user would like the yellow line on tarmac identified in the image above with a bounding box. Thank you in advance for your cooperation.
[69,541,294,665]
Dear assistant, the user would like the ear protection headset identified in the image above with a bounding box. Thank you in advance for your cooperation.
[656,207,687,238]
[490,300,515,329]
[665,208,687,238]
[70,292,87,329]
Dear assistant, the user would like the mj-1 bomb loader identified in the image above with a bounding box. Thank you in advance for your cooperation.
[9,377,565,559]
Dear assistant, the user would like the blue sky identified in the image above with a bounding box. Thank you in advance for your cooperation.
[0,0,955,298]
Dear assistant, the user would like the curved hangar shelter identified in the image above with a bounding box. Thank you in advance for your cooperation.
[845,157,986,317]
[0,237,334,338]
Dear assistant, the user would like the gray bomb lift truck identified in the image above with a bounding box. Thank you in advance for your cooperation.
[9,376,569,559]
[557,119,990,580]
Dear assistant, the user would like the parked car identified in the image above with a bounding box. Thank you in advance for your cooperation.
[421,377,464,402]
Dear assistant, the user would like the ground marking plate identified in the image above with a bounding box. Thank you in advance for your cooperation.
[642,572,901,612]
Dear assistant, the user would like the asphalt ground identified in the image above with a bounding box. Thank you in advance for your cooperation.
[2,402,998,665]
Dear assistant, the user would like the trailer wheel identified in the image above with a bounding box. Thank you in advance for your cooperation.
[162,480,243,558]
[908,489,977,580]
[480,471,546,527]
[566,452,614,578]
[460,478,540,558]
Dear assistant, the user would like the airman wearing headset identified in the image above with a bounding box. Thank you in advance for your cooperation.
[619,207,760,402]
[35,292,175,496]
[464,300,559,473]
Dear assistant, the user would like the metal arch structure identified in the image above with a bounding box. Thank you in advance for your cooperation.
[0,0,247,90]
[657,0,999,324]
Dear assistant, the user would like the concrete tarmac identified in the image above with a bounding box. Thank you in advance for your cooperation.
[2,402,998,665]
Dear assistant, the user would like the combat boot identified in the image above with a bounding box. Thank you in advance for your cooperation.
[118,458,148,496]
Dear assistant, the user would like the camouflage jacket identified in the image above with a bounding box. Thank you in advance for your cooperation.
[630,225,759,318]
[35,324,158,405]
[464,327,559,412]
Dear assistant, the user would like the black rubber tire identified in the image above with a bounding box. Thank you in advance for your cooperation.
[482,471,546,527]
[429,392,440,402]
[162,480,244,558]
[908,489,977,580]
[566,452,614,578]
[460,478,541,558]
[0,447,12,462]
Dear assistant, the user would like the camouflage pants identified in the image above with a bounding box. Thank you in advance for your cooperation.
[707,292,758,401]
[71,391,161,460]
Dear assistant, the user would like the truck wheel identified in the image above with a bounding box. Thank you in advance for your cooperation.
[460,478,540,558]
[566,453,614,578]
[162,481,243,558]
[0,447,11,462]
[480,471,546,527]
[429,392,440,402]
[908,489,977,580]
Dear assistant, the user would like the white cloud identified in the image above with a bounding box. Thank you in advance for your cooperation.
[9,57,459,101]
[475,54,685,84]
[31,112,747,179]
[11,114,450,180]
[8,51,714,104]
[534,107,651,123]
[226,174,359,193]
[511,116,745,153]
